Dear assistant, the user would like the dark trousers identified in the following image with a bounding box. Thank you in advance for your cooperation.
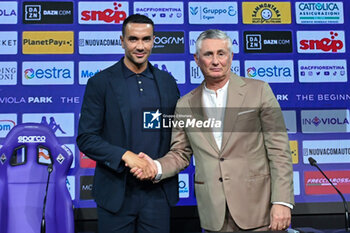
[97,180,170,233]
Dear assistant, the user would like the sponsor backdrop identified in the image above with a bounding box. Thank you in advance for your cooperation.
[0,0,350,213]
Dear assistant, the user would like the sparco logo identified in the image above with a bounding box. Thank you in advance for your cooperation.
[152,31,184,54]
[18,135,46,143]
[79,2,128,24]
[298,31,345,53]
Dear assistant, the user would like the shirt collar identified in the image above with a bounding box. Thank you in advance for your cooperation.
[203,80,230,95]
[122,59,153,79]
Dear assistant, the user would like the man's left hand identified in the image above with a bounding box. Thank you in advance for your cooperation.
[269,204,291,231]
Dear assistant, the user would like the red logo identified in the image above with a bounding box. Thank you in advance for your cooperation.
[80,152,96,168]
[304,170,350,195]
[299,31,344,52]
[81,2,127,24]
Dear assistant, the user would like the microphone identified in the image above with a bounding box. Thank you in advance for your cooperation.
[308,157,350,232]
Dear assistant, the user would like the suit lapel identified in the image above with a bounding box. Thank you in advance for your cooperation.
[221,73,247,152]
[152,67,169,152]
[152,67,168,114]
[108,61,131,144]
[189,83,220,154]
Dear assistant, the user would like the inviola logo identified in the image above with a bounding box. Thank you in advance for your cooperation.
[301,110,350,133]
[79,2,128,24]
[24,68,34,79]
[297,30,345,53]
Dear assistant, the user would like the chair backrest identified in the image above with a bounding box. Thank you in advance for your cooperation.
[0,123,74,233]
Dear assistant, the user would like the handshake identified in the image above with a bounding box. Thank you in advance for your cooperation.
[122,151,158,180]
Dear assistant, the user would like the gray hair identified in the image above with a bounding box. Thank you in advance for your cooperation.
[195,29,232,55]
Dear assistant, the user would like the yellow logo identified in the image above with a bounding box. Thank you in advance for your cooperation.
[289,140,298,164]
[242,2,291,24]
[22,31,74,54]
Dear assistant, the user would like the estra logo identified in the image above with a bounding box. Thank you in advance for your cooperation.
[79,1,128,24]
[244,60,294,83]
[297,31,345,53]
[22,61,74,85]
[305,170,350,195]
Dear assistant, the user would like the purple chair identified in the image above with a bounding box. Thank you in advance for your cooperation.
[0,123,74,233]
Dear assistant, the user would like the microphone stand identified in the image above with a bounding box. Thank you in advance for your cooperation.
[309,157,350,232]
[41,163,53,233]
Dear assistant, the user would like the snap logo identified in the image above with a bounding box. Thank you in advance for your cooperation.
[300,31,343,52]
[79,2,128,24]
[297,30,345,53]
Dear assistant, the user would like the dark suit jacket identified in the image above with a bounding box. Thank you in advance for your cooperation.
[77,59,180,213]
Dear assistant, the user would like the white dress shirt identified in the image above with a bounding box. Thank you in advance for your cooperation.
[202,80,229,150]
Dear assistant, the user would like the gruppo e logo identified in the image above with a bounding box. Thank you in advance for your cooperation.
[79,1,128,24]
[188,2,238,24]
[298,31,345,53]
[190,7,199,15]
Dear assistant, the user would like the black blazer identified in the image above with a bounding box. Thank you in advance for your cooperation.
[77,59,180,213]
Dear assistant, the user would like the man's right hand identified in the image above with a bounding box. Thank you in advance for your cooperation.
[122,151,157,179]
[130,152,158,180]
